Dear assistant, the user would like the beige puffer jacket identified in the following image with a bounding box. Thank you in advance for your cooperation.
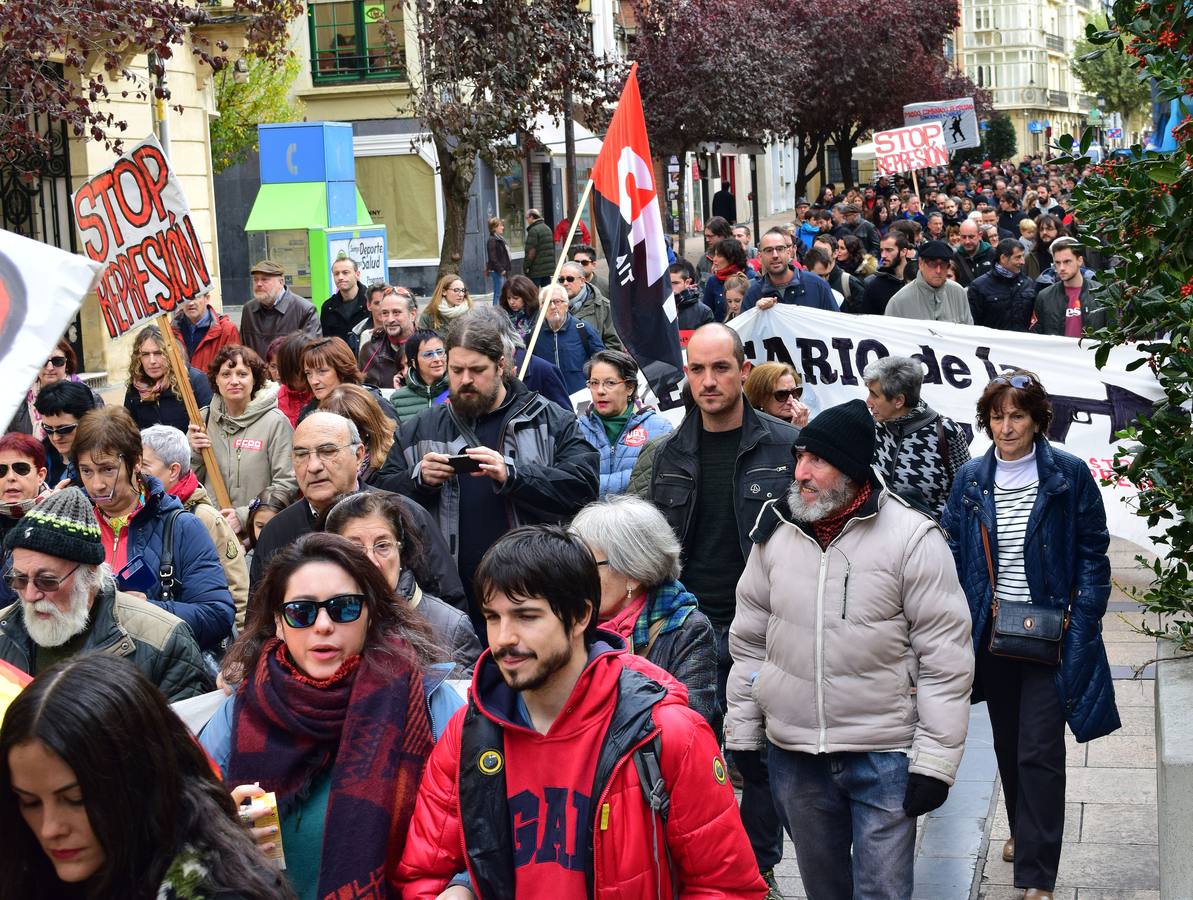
[725,488,974,784]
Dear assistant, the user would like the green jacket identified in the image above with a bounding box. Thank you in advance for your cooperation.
[572,282,624,351]
[390,370,451,423]
[524,219,556,278]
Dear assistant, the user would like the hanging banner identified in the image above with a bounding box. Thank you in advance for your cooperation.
[729,306,1165,551]
[873,122,950,175]
[903,97,981,151]
[71,134,214,340]
[0,229,101,429]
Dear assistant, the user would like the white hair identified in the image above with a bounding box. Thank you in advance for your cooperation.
[571,495,681,586]
[141,425,191,475]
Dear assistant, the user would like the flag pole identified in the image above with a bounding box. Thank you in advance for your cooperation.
[520,177,595,380]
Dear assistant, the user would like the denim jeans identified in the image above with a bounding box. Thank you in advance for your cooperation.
[768,746,915,900]
[490,272,505,303]
[713,622,784,871]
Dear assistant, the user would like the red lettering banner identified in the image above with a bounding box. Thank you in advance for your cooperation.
[71,135,213,340]
[873,122,950,176]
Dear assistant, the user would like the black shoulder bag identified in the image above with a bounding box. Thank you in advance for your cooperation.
[981,522,1068,665]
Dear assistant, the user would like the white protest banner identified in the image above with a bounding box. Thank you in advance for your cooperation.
[729,306,1164,551]
[874,123,950,176]
[71,134,213,341]
[0,230,101,428]
[903,97,980,151]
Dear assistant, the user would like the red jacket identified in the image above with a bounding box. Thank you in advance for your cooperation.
[397,637,765,900]
[173,306,242,374]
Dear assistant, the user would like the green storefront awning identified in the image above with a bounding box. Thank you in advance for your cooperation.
[245,183,373,231]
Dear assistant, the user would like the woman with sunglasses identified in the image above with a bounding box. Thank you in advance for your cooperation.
[416,273,473,338]
[0,433,49,543]
[941,371,1119,900]
[576,350,672,496]
[6,338,104,439]
[326,491,480,673]
[122,324,213,433]
[743,362,810,428]
[389,330,450,423]
[33,380,100,489]
[199,533,463,900]
[1,654,292,900]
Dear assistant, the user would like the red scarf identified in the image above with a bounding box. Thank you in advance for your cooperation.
[168,469,200,505]
[599,592,648,640]
[714,263,743,281]
[228,637,432,899]
[811,481,873,548]
[277,384,311,428]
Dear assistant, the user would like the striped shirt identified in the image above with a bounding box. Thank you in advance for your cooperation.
[994,482,1037,603]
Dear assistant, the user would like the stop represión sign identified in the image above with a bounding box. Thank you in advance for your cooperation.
[874,123,949,176]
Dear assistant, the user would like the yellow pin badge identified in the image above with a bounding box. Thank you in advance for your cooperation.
[713,755,727,785]
[478,748,504,775]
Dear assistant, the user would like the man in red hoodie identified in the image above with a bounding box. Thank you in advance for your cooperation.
[398,525,765,900]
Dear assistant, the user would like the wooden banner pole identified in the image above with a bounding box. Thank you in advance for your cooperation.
[153,313,233,510]
[520,178,595,380]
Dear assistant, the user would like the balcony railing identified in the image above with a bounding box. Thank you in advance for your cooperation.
[1045,33,1066,52]
[1049,90,1069,106]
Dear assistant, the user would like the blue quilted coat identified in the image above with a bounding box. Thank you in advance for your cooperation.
[941,436,1120,743]
[577,406,673,495]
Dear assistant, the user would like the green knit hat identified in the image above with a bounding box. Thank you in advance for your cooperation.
[3,487,106,565]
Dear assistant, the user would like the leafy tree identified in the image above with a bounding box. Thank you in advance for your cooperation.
[631,0,802,253]
[210,53,304,174]
[402,0,616,279]
[0,0,301,176]
[983,113,1018,163]
[1071,14,1151,132]
[1060,1,1193,649]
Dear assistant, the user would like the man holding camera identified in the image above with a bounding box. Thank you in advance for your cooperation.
[376,312,599,633]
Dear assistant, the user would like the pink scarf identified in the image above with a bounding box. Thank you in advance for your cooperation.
[599,592,648,640]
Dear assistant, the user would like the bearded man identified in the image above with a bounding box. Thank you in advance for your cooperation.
[725,399,974,900]
[0,487,210,699]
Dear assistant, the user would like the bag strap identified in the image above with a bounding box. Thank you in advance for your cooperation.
[632,734,679,898]
[979,521,998,616]
[159,508,183,603]
[935,415,950,472]
[640,616,669,658]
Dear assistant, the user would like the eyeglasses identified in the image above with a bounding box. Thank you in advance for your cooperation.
[4,564,80,593]
[351,539,401,559]
[772,389,802,403]
[419,347,446,360]
[447,286,467,294]
[576,258,595,266]
[557,276,581,284]
[45,356,67,368]
[41,423,79,438]
[292,442,357,465]
[759,246,788,255]
[990,374,1037,389]
[0,462,34,478]
[280,594,366,628]
[587,379,627,391]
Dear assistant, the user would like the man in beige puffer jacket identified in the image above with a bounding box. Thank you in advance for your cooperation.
[726,399,974,900]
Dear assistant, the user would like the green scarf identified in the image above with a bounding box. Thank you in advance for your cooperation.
[599,409,632,446]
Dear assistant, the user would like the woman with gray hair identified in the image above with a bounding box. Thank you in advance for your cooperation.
[863,355,970,520]
[571,494,716,723]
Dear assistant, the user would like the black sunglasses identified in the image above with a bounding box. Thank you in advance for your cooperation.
[46,356,67,368]
[0,462,34,478]
[557,275,581,284]
[42,423,78,437]
[991,374,1036,389]
[772,388,802,403]
[281,593,365,628]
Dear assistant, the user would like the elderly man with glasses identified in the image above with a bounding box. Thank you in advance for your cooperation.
[885,240,974,324]
[531,282,606,393]
[557,259,624,351]
[0,487,211,700]
[249,411,465,611]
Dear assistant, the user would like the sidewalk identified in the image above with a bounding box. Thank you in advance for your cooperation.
[767,537,1161,900]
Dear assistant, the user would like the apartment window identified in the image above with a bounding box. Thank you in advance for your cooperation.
[308,0,406,84]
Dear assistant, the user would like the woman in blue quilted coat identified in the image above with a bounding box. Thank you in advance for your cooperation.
[942,370,1119,900]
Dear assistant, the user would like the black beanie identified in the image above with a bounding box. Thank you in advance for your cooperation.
[793,399,876,484]
[3,487,106,565]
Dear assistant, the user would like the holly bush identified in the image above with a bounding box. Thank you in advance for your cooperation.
[1062,0,1193,648]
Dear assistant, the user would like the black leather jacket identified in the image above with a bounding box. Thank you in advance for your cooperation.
[647,401,798,559]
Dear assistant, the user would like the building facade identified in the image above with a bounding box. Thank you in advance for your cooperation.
[958,0,1097,158]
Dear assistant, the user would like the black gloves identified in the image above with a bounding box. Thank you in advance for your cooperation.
[902,773,950,817]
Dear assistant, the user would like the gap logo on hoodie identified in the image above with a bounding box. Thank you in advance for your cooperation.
[510,787,592,871]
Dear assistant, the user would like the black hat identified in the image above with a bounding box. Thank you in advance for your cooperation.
[793,399,876,485]
[918,240,955,261]
[3,487,106,565]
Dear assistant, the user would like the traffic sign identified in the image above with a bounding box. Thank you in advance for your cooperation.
[1106,127,1123,140]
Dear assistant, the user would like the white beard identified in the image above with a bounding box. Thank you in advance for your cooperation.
[786,477,858,523]
[22,579,92,648]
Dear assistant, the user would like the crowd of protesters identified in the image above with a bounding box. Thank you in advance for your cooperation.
[0,167,1119,900]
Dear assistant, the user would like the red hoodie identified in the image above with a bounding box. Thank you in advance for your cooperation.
[398,638,765,899]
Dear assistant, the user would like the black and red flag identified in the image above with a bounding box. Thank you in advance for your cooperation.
[591,63,683,405]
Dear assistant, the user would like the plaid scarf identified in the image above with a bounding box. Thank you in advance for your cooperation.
[811,481,873,548]
[631,580,700,652]
[228,637,432,899]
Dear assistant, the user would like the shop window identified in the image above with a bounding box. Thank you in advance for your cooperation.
[498,162,526,252]
[356,153,439,260]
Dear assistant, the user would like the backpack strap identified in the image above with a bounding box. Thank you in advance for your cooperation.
[632,734,680,898]
[158,508,183,603]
